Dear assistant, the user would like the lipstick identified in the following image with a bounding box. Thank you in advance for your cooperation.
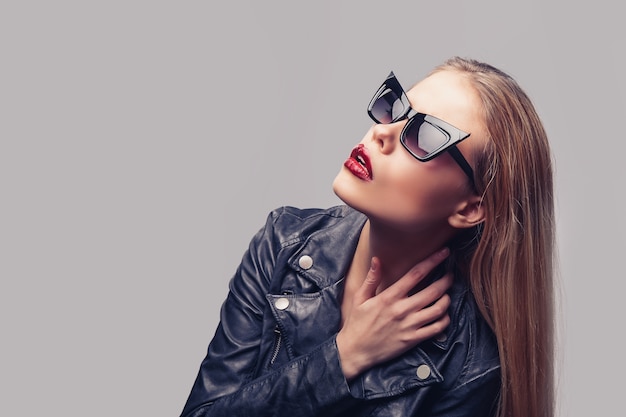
[344,144,373,181]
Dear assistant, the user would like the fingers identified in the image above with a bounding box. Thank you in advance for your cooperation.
[413,308,451,341]
[386,247,450,298]
[392,273,452,327]
[406,272,453,311]
[409,292,452,328]
[395,292,451,346]
[354,257,382,304]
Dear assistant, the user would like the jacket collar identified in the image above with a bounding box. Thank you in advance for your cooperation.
[286,206,367,289]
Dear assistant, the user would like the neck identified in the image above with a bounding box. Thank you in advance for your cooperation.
[353,218,456,290]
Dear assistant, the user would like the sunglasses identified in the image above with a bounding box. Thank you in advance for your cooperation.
[367,71,476,191]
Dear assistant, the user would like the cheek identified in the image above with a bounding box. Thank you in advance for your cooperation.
[375,161,464,222]
[333,154,467,230]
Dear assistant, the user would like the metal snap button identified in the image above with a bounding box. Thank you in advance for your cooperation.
[298,255,313,270]
[416,364,431,380]
[275,297,290,310]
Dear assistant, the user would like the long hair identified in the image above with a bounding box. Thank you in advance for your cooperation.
[433,57,556,417]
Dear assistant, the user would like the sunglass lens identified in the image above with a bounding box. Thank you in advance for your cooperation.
[370,87,407,124]
[403,120,449,158]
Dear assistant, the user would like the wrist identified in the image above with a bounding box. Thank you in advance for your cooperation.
[336,331,363,381]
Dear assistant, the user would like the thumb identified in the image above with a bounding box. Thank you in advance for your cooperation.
[355,257,382,304]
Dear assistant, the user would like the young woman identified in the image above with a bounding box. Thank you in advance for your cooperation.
[180,57,555,417]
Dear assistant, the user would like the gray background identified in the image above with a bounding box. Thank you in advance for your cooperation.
[2,1,624,416]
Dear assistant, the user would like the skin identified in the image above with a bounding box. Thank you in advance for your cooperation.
[332,70,488,380]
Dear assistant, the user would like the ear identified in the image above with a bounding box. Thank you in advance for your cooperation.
[448,195,485,229]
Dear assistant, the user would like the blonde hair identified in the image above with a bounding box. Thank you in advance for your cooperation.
[434,57,555,417]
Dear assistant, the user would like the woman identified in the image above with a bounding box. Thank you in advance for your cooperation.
[180,57,555,417]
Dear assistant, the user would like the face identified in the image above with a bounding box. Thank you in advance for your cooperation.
[333,70,488,234]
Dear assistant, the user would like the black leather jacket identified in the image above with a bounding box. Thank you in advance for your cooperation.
[181,205,500,417]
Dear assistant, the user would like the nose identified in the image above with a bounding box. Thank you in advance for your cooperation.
[370,121,404,155]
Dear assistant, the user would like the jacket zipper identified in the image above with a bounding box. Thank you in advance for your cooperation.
[269,291,290,367]
[269,326,282,366]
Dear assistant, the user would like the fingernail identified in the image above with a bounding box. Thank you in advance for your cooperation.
[439,247,450,258]
[370,258,377,272]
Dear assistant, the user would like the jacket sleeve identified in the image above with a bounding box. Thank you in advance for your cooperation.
[427,368,501,417]
[180,209,356,417]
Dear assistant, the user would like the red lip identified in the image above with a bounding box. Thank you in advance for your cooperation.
[343,144,373,181]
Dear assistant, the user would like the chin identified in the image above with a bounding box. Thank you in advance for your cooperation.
[333,183,374,221]
[332,171,359,208]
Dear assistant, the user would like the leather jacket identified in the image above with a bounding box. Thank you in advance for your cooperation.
[181,205,501,417]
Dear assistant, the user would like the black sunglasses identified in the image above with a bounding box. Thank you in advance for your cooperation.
[367,71,476,191]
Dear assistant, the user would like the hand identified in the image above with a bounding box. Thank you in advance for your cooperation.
[336,248,453,381]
